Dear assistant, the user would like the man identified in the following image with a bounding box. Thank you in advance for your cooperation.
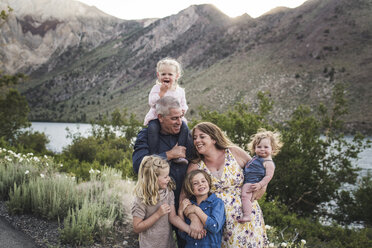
[132,95,194,214]
[132,96,195,247]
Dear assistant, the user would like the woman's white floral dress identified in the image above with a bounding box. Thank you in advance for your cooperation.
[197,149,268,247]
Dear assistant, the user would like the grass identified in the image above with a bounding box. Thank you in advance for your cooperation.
[0,147,135,246]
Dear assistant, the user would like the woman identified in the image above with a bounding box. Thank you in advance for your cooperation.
[184,122,268,247]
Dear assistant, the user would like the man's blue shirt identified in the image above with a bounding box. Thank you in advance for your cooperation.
[179,193,226,248]
[132,124,194,208]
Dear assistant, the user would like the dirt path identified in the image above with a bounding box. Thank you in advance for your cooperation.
[0,216,38,248]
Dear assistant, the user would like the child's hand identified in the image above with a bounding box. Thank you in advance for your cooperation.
[184,204,196,216]
[159,82,170,96]
[157,203,171,217]
[180,199,191,212]
[251,182,262,191]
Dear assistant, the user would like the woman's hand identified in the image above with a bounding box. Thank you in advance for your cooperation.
[252,184,267,201]
[250,182,262,191]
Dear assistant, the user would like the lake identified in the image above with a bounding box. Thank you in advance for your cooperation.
[30,122,372,176]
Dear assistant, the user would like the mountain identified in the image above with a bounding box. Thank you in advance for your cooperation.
[0,0,145,73]
[1,0,372,133]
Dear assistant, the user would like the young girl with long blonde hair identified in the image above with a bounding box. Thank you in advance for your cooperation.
[131,155,190,248]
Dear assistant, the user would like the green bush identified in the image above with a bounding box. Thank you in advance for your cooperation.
[57,108,141,180]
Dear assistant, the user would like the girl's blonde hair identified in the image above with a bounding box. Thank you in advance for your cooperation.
[248,128,283,156]
[134,155,175,206]
[156,57,182,90]
[182,170,212,199]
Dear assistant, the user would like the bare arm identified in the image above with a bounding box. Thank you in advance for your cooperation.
[230,146,266,200]
[186,205,208,226]
[251,161,275,191]
[229,146,251,168]
[169,205,190,234]
[132,204,170,233]
[179,163,206,239]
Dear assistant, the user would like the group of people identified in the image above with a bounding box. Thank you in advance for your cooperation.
[131,58,283,248]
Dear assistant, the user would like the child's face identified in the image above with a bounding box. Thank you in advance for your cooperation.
[157,167,170,189]
[157,64,179,87]
[255,138,272,158]
[191,173,210,197]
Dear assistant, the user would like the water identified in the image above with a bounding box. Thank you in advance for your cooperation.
[30,122,92,153]
[29,122,372,175]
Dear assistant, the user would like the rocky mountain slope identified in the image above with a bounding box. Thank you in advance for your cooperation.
[1,0,371,133]
[0,0,144,73]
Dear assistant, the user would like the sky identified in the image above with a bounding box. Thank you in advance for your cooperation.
[77,0,308,20]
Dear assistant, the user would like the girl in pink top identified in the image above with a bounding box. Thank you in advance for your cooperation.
[144,57,189,164]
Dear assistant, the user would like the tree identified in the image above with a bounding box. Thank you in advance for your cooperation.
[191,91,274,148]
[270,84,368,217]
[0,89,30,141]
[194,84,370,219]
[334,173,372,226]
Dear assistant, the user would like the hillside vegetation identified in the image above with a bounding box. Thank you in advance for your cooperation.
[1,0,370,133]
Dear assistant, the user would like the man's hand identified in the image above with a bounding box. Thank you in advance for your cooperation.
[166,143,186,160]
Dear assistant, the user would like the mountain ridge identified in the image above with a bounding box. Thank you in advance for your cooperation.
[1,0,371,133]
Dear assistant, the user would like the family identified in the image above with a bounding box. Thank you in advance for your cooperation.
[131,58,283,248]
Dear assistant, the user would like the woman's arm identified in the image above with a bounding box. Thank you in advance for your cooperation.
[229,146,252,168]
[132,203,170,233]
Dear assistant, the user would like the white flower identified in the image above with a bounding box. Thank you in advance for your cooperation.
[96,169,100,174]
[19,158,23,162]
[301,239,306,245]
[33,157,39,162]
[89,168,95,174]
[60,164,63,167]
[25,170,30,175]
[269,243,275,247]
[46,162,49,166]
[281,242,287,247]
[44,155,48,159]
[40,173,45,178]
[265,225,272,230]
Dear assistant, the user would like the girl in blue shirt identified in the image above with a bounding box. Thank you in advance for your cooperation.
[179,170,225,248]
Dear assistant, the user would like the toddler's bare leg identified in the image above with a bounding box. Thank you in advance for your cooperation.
[239,183,253,223]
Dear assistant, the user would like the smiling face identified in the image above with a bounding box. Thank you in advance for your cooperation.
[191,172,210,199]
[193,128,216,155]
[157,64,179,88]
[255,137,273,158]
[157,167,170,190]
[158,107,183,135]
